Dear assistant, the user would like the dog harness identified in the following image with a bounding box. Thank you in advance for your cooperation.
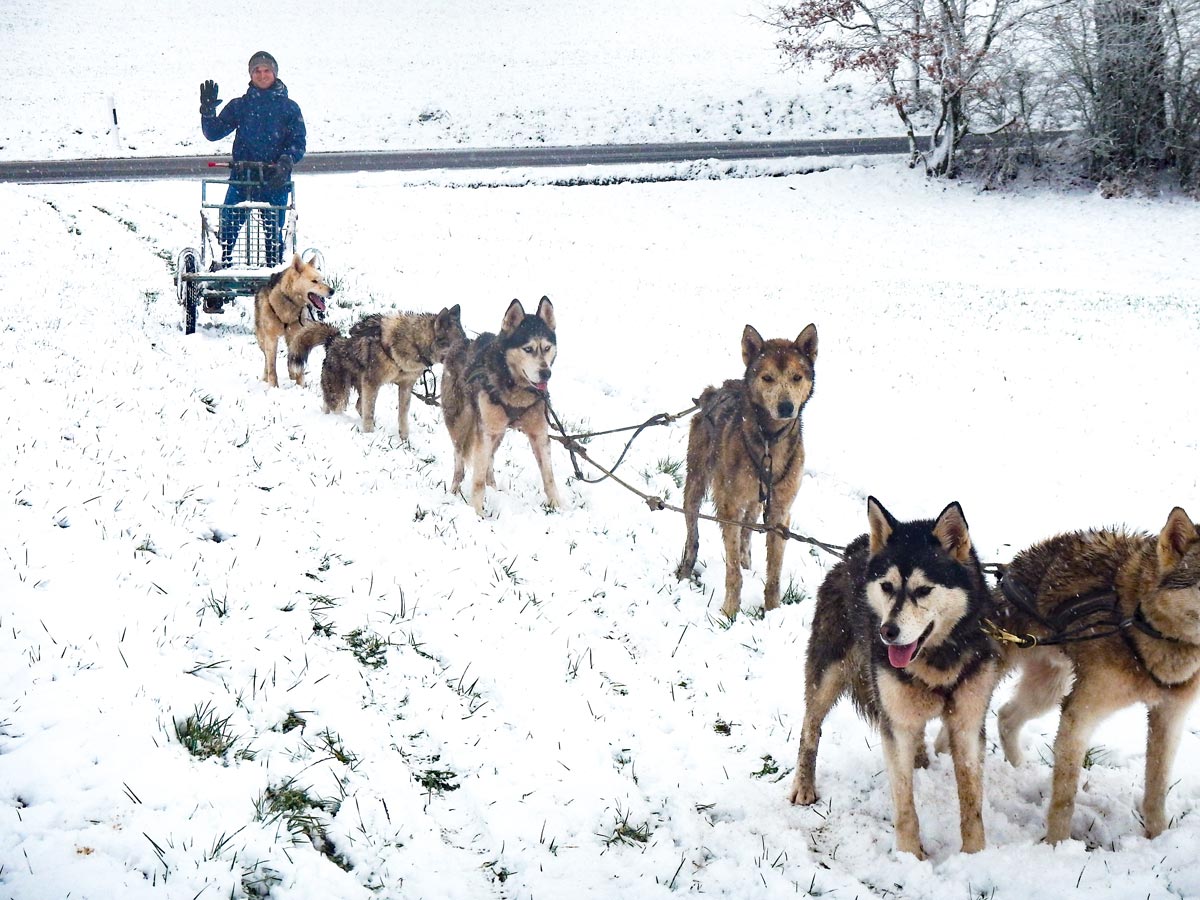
[468,368,546,424]
[985,574,1192,689]
[740,416,801,525]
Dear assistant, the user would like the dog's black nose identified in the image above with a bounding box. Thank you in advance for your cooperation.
[879,622,900,643]
[777,401,794,418]
[540,368,552,382]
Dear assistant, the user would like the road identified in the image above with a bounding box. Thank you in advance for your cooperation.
[0,137,918,184]
[0,133,1068,184]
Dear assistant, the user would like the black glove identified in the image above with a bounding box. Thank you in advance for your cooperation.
[268,154,294,189]
[199,79,219,116]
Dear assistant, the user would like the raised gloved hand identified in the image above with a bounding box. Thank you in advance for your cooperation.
[199,80,220,116]
[268,154,294,189]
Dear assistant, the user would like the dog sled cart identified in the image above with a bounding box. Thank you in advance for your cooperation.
[174,161,326,334]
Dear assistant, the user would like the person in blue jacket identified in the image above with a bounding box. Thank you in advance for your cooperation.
[199,51,305,280]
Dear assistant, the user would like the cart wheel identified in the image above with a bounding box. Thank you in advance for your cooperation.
[178,248,200,334]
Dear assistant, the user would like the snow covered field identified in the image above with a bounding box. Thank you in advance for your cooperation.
[2,2,1200,900]
[0,0,895,162]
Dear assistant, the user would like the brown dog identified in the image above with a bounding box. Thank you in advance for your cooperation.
[441,297,560,516]
[288,306,466,437]
[675,324,817,619]
[997,507,1200,844]
[253,254,335,387]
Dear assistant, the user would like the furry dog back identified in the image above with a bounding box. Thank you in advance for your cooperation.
[997,508,1200,844]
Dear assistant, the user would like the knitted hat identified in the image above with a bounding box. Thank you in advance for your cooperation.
[248,51,278,75]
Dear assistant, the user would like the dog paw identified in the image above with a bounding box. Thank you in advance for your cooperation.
[1142,808,1168,839]
[895,839,927,861]
[787,779,816,806]
[998,732,1024,767]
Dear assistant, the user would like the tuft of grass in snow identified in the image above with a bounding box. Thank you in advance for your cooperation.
[202,591,230,618]
[278,711,307,733]
[416,768,460,795]
[781,579,807,605]
[344,627,389,668]
[493,555,523,586]
[642,456,684,490]
[253,778,348,870]
[449,665,489,718]
[314,728,360,771]
[751,754,779,778]
[173,702,238,760]
[600,803,653,848]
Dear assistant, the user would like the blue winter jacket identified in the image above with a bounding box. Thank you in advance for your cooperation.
[202,80,306,165]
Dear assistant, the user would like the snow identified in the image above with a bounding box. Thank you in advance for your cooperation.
[1,0,896,161]
[2,2,1200,900]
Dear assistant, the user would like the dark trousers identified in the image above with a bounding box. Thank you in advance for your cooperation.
[219,180,289,266]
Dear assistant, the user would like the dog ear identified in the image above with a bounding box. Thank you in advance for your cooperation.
[501,299,526,334]
[932,502,973,564]
[1158,507,1199,571]
[741,325,764,366]
[291,254,304,272]
[867,496,896,555]
[794,323,818,360]
[536,296,556,332]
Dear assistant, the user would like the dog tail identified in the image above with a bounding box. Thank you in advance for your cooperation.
[288,322,341,375]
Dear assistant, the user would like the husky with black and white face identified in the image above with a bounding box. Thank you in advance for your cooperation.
[865,499,982,672]
[788,497,1002,859]
[440,296,562,516]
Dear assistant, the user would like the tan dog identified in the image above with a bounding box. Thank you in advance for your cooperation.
[789,498,1001,858]
[288,306,466,437]
[997,508,1200,844]
[441,297,560,516]
[674,324,817,619]
[253,254,334,387]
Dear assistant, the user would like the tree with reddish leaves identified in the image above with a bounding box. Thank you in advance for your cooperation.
[771,0,1062,175]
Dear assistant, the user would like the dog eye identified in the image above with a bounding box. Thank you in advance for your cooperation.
[911,586,932,600]
[761,374,775,384]
[792,374,805,383]
[879,582,894,595]
[524,346,535,354]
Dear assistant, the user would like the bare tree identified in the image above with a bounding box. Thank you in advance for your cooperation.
[770,0,1068,175]
[1093,0,1168,173]
[1162,0,1200,184]
[1038,0,1200,188]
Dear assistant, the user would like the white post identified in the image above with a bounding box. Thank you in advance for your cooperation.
[107,95,121,153]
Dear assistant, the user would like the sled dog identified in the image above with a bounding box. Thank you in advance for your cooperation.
[253,254,335,387]
[288,306,466,437]
[441,297,560,515]
[996,507,1200,844]
[674,324,817,619]
[788,498,1002,857]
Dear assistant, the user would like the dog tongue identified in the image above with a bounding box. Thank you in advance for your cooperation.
[533,381,548,392]
[308,292,326,311]
[888,641,918,668]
